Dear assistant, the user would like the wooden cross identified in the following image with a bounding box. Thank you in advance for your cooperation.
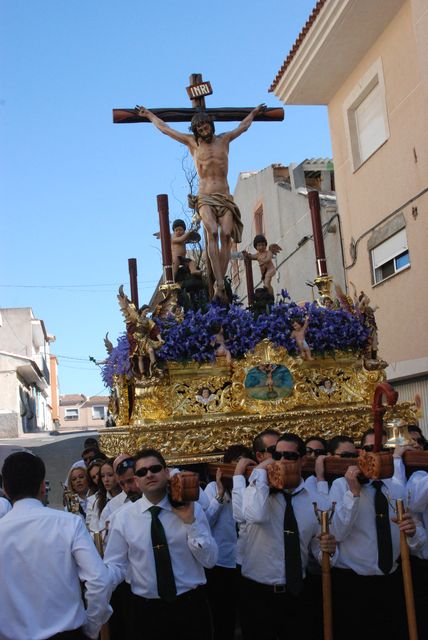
[116,74,284,301]
[113,73,284,124]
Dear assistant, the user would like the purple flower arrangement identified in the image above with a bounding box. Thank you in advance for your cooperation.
[101,296,370,388]
[101,332,132,388]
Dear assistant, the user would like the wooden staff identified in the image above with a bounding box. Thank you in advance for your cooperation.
[313,503,335,640]
[396,499,418,640]
[320,510,333,640]
[92,531,111,640]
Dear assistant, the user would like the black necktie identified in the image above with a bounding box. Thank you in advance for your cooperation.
[372,480,393,575]
[149,506,177,602]
[283,492,304,595]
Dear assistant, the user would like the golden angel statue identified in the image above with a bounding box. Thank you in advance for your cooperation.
[117,285,164,378]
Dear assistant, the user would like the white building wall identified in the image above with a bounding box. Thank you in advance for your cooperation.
[0,308,55,437]
[232,165,346,304]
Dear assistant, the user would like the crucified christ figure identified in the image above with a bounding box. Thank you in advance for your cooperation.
[136,104,266,301]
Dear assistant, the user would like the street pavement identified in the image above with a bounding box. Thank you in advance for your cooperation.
[0,432,99,509]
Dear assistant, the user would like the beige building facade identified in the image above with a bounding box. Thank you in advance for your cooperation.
[59,394,110,431]
[271,0,428,431]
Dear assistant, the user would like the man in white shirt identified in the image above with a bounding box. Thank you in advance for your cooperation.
[204,444,253,640]
[102,456,142,640]
[241,433,336,640]
[0,451,112,640]
[404,433,428,639]
[329,460,424,640]
[104,447,218,639]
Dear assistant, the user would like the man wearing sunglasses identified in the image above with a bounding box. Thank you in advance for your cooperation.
[252,428,280,463]
[240,433,336,639]
[303,435,330,509]
[104,448,217,639]
[329,442,424,640]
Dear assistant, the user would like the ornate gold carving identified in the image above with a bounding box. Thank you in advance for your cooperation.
[101,340,415,464]
[313,274,333,298]
[110,375,129,426]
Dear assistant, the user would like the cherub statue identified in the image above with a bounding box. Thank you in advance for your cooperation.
[154,218,201,279]
[291,316,313,360]
[211,323,232,364]
[117,286,164,378]
[195,387,217,405]
[319,377,336,395]
[242,234,282,296]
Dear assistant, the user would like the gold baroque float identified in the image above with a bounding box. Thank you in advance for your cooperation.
[100,340,415,464]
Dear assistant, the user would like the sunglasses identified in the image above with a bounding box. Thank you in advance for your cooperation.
[338,451,359,459]
[116,458,135,475]
[272,451,300,461]
[260,445,277,454]
[135,464,164,478]
[361,445,388,453]
[306,447,325,457]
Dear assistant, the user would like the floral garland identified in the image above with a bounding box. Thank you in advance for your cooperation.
[100,333,132,389]
[101,295,369,388]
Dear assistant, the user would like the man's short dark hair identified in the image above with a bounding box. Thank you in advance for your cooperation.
[82,446,105,460]
[84,437,99,448]
[223,445,254,464]
[360,428,386,447]
[134,448,167,468]
[304,435,328,449]
[408,424,423,436]
[328,435,355,455]
[277,433,306,458]
[2,451,45,501]
[252,429,280,454]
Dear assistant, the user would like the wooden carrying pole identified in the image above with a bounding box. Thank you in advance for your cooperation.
[320,511,333,640]
[372,384,418,639]
[396,499,418,640]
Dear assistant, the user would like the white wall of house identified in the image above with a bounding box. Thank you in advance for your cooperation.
[231,163,346,303]
[0,308,56,437]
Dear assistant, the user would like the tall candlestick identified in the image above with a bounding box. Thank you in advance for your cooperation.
[157,194,174,283]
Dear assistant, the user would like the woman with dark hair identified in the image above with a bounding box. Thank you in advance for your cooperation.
[93,459,121,527]
[87,459,102,494]
[85,459,104,533]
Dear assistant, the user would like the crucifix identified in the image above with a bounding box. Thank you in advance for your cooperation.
[113,73,284,302]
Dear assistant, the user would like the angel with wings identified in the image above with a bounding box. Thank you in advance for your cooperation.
[243,234,282,296]
[117,285,164,378]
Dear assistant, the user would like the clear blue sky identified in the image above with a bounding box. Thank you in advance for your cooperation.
[0,0,332,397]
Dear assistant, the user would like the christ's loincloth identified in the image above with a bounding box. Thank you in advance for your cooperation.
[189,193,243,244]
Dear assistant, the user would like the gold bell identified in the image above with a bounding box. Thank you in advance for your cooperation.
[384,417,413,448]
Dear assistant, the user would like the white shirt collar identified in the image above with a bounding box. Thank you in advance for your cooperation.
[140,493,172,513]
[284,478,306,495]
[11,498,44,511]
